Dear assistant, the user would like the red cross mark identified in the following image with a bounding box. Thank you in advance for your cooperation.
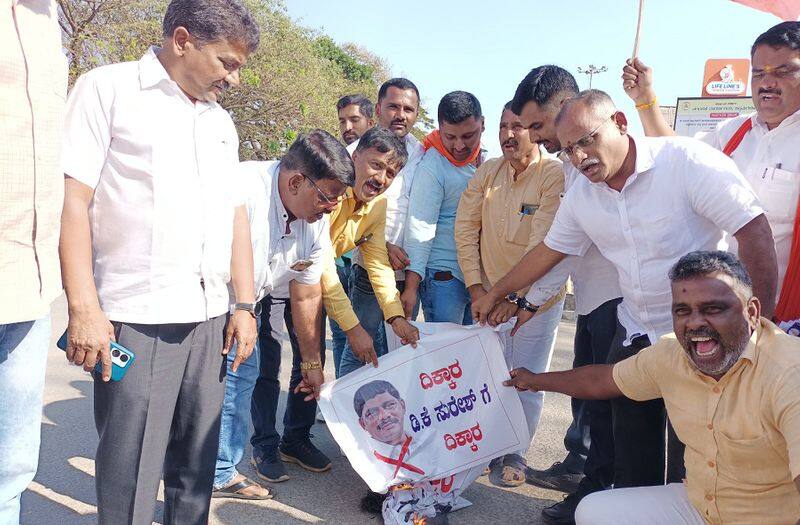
[373,435,426,477]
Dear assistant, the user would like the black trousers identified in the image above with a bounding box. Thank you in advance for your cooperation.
[250,296,325,455]
[606,321,685,487]
[568,297,621,492]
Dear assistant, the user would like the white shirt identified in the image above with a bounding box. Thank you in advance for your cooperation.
[526,161,623,315]
[348,133,425,280]
[544,135,763,343]
[697,109,800,296]
[240,161,330,300]
[62,48,241,324]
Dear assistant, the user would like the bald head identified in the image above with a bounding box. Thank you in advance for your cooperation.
[555,89,617,128]
[554,89,632,188]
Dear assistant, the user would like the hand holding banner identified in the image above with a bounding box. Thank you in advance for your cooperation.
[318,322,529,493]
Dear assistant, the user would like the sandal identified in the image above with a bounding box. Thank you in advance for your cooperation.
[211,476,274,500]
[488,454,527,487]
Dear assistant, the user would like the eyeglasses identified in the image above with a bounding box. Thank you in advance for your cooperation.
[303,175,344,206]
[559,116,614,158]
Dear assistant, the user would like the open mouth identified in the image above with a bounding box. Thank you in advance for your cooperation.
[502,141,517,151]
[759,91,781,104]
[363,179,382,198]
[580,159,600,177]
[690,336,720,360]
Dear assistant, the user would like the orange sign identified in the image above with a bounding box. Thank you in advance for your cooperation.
[702,59,750,97]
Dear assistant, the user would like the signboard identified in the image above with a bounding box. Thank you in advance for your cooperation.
[673,97,755,137]
[318,322,529,494]
[702,58,750,97]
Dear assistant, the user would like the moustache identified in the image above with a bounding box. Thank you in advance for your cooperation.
[685,327,721,342]
[391,119,406,127]
[579,158,600,170]
[377,417,399,430]
[758,88,781,95]
[503,139,518,148]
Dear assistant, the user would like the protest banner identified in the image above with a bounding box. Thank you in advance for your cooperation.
[673,96,755,136]
[318,322,529,494]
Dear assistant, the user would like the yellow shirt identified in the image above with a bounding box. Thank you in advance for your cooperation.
[613,319,800,525]
[1,0,67,323]
[455,155,566,311]
[321,188,404,331]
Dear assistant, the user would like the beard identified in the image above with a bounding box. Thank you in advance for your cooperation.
[682,324,750,377]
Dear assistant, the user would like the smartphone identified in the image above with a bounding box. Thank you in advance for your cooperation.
[57,330,135,381]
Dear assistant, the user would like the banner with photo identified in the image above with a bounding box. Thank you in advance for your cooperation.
[318,322,529,493]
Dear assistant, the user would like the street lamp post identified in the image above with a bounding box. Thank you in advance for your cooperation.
[577,65,608,89]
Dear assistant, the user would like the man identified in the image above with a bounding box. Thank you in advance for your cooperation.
[623,21,800,331]
[331,92,374,378]
[507,251,800,525]
[403,91,486,324]
[318,126,421,511]
[59,1,260,523]
[501,65,624,525]
[0,1,66,522]
[473,89,776,518]
[355,380,408,447]
[339,78,425,374]
[455,101,566,486]
[337,94,374,145]
[212,130,351,498]
[322,126,420,378]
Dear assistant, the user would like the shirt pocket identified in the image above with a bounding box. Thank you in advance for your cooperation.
[715,431,788,485]
[755,166,800,223]
[507,213,534,246]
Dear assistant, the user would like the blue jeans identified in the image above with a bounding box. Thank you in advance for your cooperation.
[214,312,263,489]
[214,296,325,488]
[338,265,421,377]
[329,261,352,379]
[338,265,392,377]
[0,315,50,523]
[419,268,472,325]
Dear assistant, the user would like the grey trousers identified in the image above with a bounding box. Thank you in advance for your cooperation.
[94,315,227,525]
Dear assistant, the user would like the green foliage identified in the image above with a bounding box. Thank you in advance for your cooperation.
[57,0,427,160]
[313,36,374,83]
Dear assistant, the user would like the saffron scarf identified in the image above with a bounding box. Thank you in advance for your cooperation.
[423,130,480,168]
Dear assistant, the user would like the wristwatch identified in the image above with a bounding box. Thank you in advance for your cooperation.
[300,361,322,371]
[516,296,539,314]
[505,293,539,314]
[230,302,262,318]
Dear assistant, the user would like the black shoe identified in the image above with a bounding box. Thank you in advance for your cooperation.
[360,490,386,514]
[279,436,332,472]
[251,450,289,483]
[541,490,588,525]
[526,461,584,493]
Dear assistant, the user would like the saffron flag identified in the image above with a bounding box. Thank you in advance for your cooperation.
[731,0,800,20]
[318,322,529,494]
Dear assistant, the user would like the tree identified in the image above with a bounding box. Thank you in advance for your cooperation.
[57,0,419,160]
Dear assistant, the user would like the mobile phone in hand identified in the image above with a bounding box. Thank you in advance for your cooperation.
[57,330,135,381]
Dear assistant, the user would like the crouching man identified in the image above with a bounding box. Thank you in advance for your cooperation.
[506,251,800,524]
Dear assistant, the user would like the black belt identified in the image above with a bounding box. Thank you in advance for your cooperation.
[432,270,454,281]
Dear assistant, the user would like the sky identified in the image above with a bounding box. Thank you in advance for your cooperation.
[285,0,782,157]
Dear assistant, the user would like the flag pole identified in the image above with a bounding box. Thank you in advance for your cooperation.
[632,0,645,59]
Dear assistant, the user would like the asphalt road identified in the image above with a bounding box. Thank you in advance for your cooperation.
[21,295,578,524]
